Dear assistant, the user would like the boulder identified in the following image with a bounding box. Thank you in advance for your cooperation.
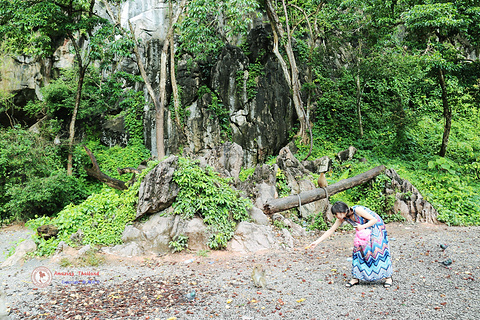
[136,155,179,220]
[283,219,307,238]
[228,221,278,253]
[141,212,177,253]
[249,207,270,226]
[276,146,310,195]
[254,182,277,211]
[302,156,332,173]
[385,169,439,224]
[121,225,144,243]
[77,245,92,257]
[281,228,295,248]
[1,239,37,268]
[37,224,58,240]
[184,218,209,251]
[104,242,145,258]
[296,179,324,218]
[336,146,357,163]
[70,229,84,245]
[55,241,68,255]
[101,115,128,147]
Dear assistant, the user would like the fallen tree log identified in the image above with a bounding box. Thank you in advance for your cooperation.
[84,146,127,190]
[263,165,386,215]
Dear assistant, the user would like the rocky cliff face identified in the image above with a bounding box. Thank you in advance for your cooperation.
[141,22,295,166]
[1,1,295,167]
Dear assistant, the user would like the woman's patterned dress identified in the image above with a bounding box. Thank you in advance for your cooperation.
[345,205,393,281]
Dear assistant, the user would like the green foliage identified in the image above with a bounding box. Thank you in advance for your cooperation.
[3,238,25,258]
[5,171,88,221]
[25,160,159,256]
[0,128,88,221]
[236,60,266,101]
[198,86,231,139]
[78,141,150,181]
[77,248,105,267]
[59,248,105,267]
[177,0,259,60]
[59,257,73,268]
[239,166,255,182]
[197,249,211,257]
[428,156,457,175]
[170,157,252,250]
[273,219,288,230]
[23,69,145,145]
[169,234,189,253]
[275,168,291,197]
[306,213,329,231]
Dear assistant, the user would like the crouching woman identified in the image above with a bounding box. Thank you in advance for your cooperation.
[307,201,393,288]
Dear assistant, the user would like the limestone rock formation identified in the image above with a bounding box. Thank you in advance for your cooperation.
[385,169,439,224]
[196,142,244,181]
[228,222,278,253]
[136,155,179,220]
[1,239,37,268]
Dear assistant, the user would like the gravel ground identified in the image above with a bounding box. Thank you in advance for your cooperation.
[1,222,479,320]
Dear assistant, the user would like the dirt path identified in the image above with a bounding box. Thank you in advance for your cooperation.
[1,222,479,319]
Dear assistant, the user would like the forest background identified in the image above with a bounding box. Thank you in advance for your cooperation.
[0,0,479,255]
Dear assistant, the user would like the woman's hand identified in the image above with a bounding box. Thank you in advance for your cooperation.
[305,241,318,250]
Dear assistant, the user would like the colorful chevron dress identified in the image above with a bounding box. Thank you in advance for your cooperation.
[345,205,393,281]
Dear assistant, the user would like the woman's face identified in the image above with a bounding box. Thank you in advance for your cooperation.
[336,209,350,220]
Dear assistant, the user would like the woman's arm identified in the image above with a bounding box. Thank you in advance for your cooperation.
[306,218,342,250]
[354,206,378,230]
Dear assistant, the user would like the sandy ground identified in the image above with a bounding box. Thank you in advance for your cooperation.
[1,222,479,320]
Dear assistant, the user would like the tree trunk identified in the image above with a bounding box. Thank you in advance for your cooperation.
[67,43,87,176]
[356,72,364,138]
[438,68,451,157]
[169,2,182,129]
[157,45,168,160]
[263,165,386,214]
[128,20,162,156]
[83,146,127,190]
[155,0,187,159]
[265,0,308,142]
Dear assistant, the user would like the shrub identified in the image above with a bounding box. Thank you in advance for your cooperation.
[25,160,158,256]
[0,128,88,222]
[170,157,252,250]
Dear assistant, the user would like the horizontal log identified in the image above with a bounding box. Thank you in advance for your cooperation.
[263,165,386,215]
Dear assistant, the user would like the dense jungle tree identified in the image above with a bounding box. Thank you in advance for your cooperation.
[402,1,480,157]
[0,0,133,174]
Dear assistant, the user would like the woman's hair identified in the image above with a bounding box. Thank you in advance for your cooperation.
[331,201,350,215]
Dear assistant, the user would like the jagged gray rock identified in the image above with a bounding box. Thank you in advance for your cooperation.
[254,182,277,211]
[249,207,270,226]
[1,239,36,268]
[385,168,439,224]
[196,142,244,180]
[183,218,209,251]
[228,221,278,253]
[121,225,144,243]
[336,146,357,163]
[136,155,179,220]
